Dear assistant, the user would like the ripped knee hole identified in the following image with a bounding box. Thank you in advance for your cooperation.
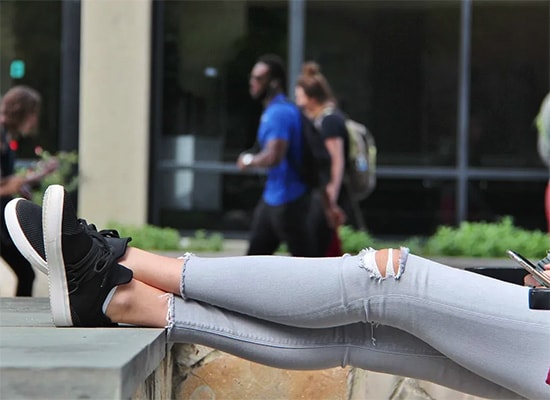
[374,248,402,278]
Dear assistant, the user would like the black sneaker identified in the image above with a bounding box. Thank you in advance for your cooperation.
[4,198,47,274]
[43,184,133,327]
[4,198,131,276]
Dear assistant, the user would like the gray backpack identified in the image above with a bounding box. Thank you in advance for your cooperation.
[318,108,377,200]
[344,118,377,200]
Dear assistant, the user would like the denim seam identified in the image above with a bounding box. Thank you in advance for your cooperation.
[170,323,453,360]
[367,294,550,328]
[171,319,348,345]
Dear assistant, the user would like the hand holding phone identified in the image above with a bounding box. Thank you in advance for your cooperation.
[506,250,550,288]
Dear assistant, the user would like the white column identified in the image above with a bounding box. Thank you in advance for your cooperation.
[78,0,151,227]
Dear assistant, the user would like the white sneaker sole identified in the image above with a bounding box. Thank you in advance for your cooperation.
[43,184,73,327]
[4,198,48,274]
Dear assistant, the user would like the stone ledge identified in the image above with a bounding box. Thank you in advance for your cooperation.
[0,298,169,399]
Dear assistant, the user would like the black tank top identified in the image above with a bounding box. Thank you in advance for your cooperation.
[1,127,16,178]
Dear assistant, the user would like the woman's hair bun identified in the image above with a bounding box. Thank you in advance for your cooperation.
[301,61,321,77]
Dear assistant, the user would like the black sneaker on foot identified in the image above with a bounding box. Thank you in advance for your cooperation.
[4,198,47,274]
[4,198,131,277]
[43,184,133,327]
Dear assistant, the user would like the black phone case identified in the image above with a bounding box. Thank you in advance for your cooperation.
[529,288,550,310]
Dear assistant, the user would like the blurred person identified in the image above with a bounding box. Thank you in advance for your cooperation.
[295,62,349,256]
[237,54,313,256]
[0,85,57,296]
[536,93,550,233]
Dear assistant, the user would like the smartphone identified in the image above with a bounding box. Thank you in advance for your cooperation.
[506,249,550,288]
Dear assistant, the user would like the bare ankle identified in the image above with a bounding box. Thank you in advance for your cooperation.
[104,281,134,322]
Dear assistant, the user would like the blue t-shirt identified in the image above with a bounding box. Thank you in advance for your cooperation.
[258,94,306,206]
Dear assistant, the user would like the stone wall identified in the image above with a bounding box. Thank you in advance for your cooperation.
[171,344,487,400]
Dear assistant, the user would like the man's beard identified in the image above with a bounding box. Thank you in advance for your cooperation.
[254,82,275,103]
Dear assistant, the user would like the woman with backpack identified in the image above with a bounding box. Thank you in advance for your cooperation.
[295,62,351,256]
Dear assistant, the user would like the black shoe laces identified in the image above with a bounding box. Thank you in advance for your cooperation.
[66,224,119,294]
[80,218,121,239]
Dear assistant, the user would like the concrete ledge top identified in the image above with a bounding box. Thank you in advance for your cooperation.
[0,297,167,399]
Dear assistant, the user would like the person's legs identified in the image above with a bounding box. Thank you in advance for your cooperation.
[102,282,519,399]
[118,247,182,294]
[0,239,35,296]
[306,190,332,257]
[276,193,314,257]
[1,200,36,296]
[247,200,280,255]
[7,186,549,398]
[106,279,168,327]
[180,249,549,399]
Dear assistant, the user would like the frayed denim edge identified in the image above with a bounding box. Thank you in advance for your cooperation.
[396,246,409,279]
[358,246,410,281]
[177,252,193,300]
[166,293,174,330]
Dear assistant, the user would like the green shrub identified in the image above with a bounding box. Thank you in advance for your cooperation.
[108,222,182,251]
[423,216,548,258]
[338,225,425,254]
[338,217,548,258]
[338,225,377,253]
[21,150,79,205]
[106,217,549,258]
[182,229,224,252]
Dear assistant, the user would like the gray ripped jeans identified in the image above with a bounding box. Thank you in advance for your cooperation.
[167,248,550,400]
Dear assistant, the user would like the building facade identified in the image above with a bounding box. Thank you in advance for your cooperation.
[1,0,548,236]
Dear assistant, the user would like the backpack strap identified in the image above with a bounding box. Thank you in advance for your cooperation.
[313,106,335,131]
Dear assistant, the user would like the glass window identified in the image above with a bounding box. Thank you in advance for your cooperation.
[162,0,288,152]
[468,180,546,231]
[156,0,548,235]
[469,1,549,168]
[304,0,461,167]
[363,179,453,235]
[159,0,288,230]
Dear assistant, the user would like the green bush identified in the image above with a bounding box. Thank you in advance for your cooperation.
[181,229,224,252]
[108,222,182,251]
[339,216,548,258]
[106,225,225,253]
[423,216,548,258]
[107,216,549,259]
[21,150,79,205]
[339,225,377,253]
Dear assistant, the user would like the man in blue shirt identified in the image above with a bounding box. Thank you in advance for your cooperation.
[237,54,313,256]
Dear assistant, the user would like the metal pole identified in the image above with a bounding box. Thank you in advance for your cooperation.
[59,0,81,152]
[288,0,305,99]
[456,0,472,224]
[149,0,164,225]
